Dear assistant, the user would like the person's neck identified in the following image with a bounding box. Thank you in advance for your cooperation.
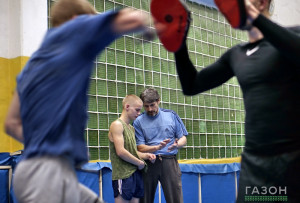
[120,114,130,125]
[247,13,270,43]
[248,26,264,43]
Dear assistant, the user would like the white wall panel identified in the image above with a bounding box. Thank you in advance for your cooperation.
[0,0,47,58]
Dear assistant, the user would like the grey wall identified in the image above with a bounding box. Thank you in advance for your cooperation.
[272,0,300,26]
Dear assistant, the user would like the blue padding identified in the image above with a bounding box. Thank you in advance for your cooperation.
[0,153,11,165]
[201,172,236,203]
[189,0,217,9]
[76,169,99,195]
[236,171,240,191]
[10,174,18,203]
[0,169,9,203]
[102,168,114,203]
[0,154,241,203]
[179,162,241,174]
[80,162,240,175]
[81,162,112,171]
[182,172,199,203]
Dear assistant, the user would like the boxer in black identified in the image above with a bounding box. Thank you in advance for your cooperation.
[173,0,300,202]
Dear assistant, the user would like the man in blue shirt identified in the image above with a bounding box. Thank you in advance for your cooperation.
[4,0,151,202]
[133,88,188,203]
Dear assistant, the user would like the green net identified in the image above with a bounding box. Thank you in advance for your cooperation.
[49,0,248,160]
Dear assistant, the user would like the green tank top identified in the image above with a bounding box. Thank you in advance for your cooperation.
[109,118,141,180]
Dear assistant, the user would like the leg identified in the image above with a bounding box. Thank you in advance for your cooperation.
[160,157,183,203]
[113,171,143,203]
[115,195,130,203]
[129,197,140,203]
[140,160,160,203]
[13,156,80,203]
[237,150,300,203]
[78,183,102,203]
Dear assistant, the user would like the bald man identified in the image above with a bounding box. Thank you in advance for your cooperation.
[108,95,156,203]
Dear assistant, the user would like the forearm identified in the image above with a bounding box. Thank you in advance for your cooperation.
[137,151,150,160]
[5,123,24,143]
[117,149,143,166]
[137,144,160,153]
[5,91,24,143]
[177,136,187,149]
[174,44,199,95]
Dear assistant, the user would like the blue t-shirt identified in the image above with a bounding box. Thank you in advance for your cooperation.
[17,11,119,165]
[133,108,188,155]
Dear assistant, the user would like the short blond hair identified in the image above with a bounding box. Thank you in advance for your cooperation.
[122,95,142,109]
[50,0,97,27]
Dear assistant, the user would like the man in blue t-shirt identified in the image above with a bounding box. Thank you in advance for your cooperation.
[133,88,188,203]
[4,0,151,202]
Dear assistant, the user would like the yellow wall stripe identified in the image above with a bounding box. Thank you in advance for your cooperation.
[0,56,29,153]
[178,157,241,164]
[89,157,241,164]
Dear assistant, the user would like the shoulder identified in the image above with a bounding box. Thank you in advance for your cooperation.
[228,43,245,53]
[58,15,97,32]
[134,112,146,122]
[215,44,243,64]
[72,11,117,28]
[160,108,179,117]
[110,119,123,130]
[288,26,300,34]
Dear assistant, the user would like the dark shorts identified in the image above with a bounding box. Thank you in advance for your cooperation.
[237,149,300,203]
[112,170,144,201]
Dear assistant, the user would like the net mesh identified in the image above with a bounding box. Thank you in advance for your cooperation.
[48,0,248,160]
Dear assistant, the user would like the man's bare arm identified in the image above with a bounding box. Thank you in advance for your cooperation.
[137,139,171,153]
[112,8,150,35]
[109,121,145,170]
[4,91,24,143]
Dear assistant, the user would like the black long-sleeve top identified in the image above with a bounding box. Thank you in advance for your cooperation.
[175,15,300,155]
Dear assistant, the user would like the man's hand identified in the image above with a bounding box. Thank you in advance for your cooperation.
[157,138,171,150]
[168,138,178,152]
[146,153,156,163]
[112,8,150,35]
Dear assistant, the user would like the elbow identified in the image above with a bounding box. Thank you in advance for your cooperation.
[181,136,187,146]
[137,145,146,153]
[4,119,12,136]
[4,117,23,143]
[180,80,200,96]
[116,149,126,158]
[182,88,198,96]
[116,150,122,157]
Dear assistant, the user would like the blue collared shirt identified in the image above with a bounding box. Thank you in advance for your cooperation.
[133,108,188,155]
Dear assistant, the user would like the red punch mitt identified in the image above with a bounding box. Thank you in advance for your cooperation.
[214,0,247,29]
[151,0,191,52]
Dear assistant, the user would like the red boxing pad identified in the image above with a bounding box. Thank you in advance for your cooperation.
[214,0,247,29]
[151,0,190,52]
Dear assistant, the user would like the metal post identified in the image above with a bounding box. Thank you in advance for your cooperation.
[0,166,12,203]
[99,169,103,201]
